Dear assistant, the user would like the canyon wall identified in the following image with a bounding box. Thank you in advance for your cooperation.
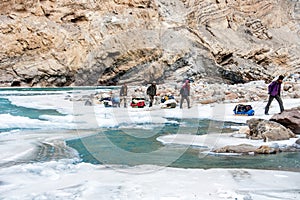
[0,0,299,86]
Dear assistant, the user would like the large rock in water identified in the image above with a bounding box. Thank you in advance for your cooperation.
[212,144,278,154]
[213,144,257,154]
[270,107,300,134]
[246,118,297,142]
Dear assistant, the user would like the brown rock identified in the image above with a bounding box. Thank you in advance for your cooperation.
[246,118,264,139]
[199,98,218,104]
[213,144,257,154]
[255,145,277,154]
[225,92,238,101]
[270,107,300,134]
[246,118,297,141]
[0,0,299,87]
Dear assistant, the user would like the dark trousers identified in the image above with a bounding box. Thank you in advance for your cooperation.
[180,95,190,108]
[149,95,154,107]
[265,95,284,114]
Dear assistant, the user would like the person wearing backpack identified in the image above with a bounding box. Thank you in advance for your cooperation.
[180,79,191,109]
[146,81,157,107]
[265,75,285,115]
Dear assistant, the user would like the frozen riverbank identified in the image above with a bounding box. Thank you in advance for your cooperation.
[0,87,299,200]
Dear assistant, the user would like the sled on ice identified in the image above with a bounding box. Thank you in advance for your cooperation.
[99,93,120,107]
[130,97,146,108]
[233,104,254,116]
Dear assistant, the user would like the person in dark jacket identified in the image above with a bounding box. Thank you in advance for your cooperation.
[146,81,157,107]
[265,75,284,115]
[180,80,191,109]
[119,83,128,107]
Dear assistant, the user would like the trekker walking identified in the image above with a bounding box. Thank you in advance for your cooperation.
[119,83,128,107]
[265,75,285,115]
[146,81,157,107]
[180,80,191,109]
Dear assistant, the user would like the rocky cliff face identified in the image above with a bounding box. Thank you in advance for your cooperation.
[0,0,299,87]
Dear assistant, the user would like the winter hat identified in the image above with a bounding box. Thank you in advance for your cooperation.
[278,75,284,80]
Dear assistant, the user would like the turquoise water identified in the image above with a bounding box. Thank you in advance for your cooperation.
[67,121,300,171]
[0,98,63,119]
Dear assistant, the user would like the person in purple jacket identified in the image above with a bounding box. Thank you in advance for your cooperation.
[265,75,285,115]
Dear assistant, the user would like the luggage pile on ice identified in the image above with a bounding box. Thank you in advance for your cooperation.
[130,97,146,108]
[160,94,177,109]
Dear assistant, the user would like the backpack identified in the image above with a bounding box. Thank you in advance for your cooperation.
[180,87,189,96]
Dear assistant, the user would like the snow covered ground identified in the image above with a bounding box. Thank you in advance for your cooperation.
[1,160,300,200]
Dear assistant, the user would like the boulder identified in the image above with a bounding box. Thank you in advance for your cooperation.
[213,144,257,154]
[213,144,279,154]
[270,107,300,134]
[238,126,250,135]
[291,138,300,149]
[199,97,219,104]
[246,118,297,142]
[255,145,277,154]
[246,118,264,139]
[225,92,238,101]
